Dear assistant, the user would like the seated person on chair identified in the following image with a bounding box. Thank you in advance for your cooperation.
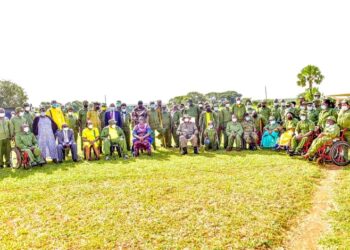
[289,111,315,156]
[81,121,100,161]
[100,119,128,160]
[177,114,199,155]
[225,114,243,151]
[304,116,340,161]
[203,120,219,151]
[56,123,78,162]
[15,124,45,167]
[132,117,153,157]
[241,113,259,150]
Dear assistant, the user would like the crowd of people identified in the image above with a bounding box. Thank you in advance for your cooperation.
[0,92,349,168]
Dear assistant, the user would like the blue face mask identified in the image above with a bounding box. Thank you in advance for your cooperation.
[52,104,59,108]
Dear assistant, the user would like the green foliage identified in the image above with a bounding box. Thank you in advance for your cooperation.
[0,80,28,108]
[169,91,241,105]
[0,150,321,249]
[297,87,321,102]
[297,65,324,100]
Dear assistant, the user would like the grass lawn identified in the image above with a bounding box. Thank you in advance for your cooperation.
[0,149,322,249]
[320,167,350,248]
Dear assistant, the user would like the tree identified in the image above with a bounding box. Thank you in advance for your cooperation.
[0,80,28,108]
[297,65,324,101]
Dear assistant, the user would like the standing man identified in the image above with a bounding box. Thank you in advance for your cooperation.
[199,104,218,145]
[132,101,148,127]
[11,107,27,135]
[46,100,65,129]
[147,101,161,150]
[0,108,12,168]
[78,100,89,150]
[161,105,172,148]
[120,103,132,151]
[23,103,34,130]
[184,99,200,129]
[259,100,271,122]
[65,106,79,143]
[232,97,246,122]
[171,105,181,148]
[271,99,281,123]
[220,101,233,149]
[104,103,122,128]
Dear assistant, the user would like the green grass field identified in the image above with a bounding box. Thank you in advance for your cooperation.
[321,167,350,248]
[0,149,323,249]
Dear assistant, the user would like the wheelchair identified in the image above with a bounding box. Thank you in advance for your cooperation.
[10,147,31,169]
[315,129,350,166]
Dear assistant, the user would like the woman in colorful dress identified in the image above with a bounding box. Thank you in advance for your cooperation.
[132,117,153,156]
[261,116,280,149]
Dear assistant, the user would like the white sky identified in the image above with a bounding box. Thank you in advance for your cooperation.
[0,0,349,106]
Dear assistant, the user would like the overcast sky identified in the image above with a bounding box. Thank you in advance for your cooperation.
[0,0,349,105]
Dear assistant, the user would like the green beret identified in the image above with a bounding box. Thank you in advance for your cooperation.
[326,116,337,122]
[15,107,22,113]
[108,119,116,125]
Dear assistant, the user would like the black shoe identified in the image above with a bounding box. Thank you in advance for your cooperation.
[0,165,3,168]
[31,162,37,167]
[58,161,63,164]
[181,147,188,155]
[194,147,199,154]
[53,159,58,164]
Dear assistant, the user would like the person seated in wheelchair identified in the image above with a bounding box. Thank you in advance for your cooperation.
[81,121,100,161]
[132,117,153,157]
[56,123,79,162]
[100,119,128,160]
[289,111,315,156]
[241,113,259,150]
[203,121,219,151]
[304,116,340,161]
[177,114,199,155]
[15,124,45,167]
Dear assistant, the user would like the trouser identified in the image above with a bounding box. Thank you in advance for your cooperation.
[150,126,160,150]
[57,143,78,161]
[0,138,11,166]
[22,147,44,164]
[179,135,198,148]
[243,132,258,145]
[171,126,179,147]
[163,127,172,147]
[291,136,309,152]
[217,127,222,146]
[222,122,229,148]
[307,137,332,157]
[73,130,78,143]
[83,142,100,160]
[103,138,127,156]
[122,127,131,151]
[227,134,242,148]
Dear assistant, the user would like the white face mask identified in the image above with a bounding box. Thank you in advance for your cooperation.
[209,125,214,129]
[300,106,305,110]
[25,107,30,111]
[19,112,24,117]
[270,120,276,125]
[325,123,332,128]
[232,118,237,122]
[341,106,348,111]
[40,112,46,116]
[321,105,327,110]
[300,116,306,121]
[245,116,250,121]
[23,127,29,133]
[122,108,126,112]
[111,124,116,129]
[35,113,40,117]
[274,103,278,107]
[198,104,203,108]
[225,104,230,108]
[68,112,73,116]
[307,106,313,111]
[88,125,93,129]
[0,113,5,118]
[236,101,241,105]
[281,103,286,107]
[214,107,218,112]
[63,127,69,131]
[184,119,189,123]
[246,105,252,109]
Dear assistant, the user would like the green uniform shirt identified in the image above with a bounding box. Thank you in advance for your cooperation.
[283,118,298,130]
[271,107,281,121]
[185,105,200,122]
[78,108,88,130]
[318,108,338,130]
[295,120,315,135]
[307,110,319,124]
[65,114,79,132]
[225,121,243,136]
[199,111,218,130]
[23,112,34,129]
[232,104,246,121]
[15,131,38,150]
[100,126,125,140]
[204,127,217,141]
[161,111,171,129]
[11,116,28,135]
[0,118,13,140]
[220,108,232,124]
[259,107,271,122]
[148,110,161,128]
[241,120,255,133]
[171,111,181,128]
[337,109,350,130]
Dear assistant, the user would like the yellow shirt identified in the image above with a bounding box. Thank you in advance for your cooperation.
[82,127,100,141]
[205,112,211,127]
[108,127,119,140]
[46,108,66,129]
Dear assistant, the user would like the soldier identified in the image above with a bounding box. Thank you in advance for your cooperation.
[120,103,132,151]
[15,124,45,167]
[203,121,219,151]
[161,105,172,148]
[147,101,161,150]
[199,104,218,145]
[251,111,267,145]
[232,97,246,122]
[271,99,281,123]
[306,102,318,125]
[220,102,233,148]
[241,113,258,150]
[317,99,338,131]
[184,99,200,128]
[99,103,107,125]
[245,100,256,115]
[0,108,13,168]
[337,99,350,143]
[289,111,315,156]
[279,99,287,121]
[23,103,34,130]
[100,119,128,160]
[11,107,27,136]
[78,100,89,150]
[177,114,199,155]
[304,116,340,160]
[65,106,79,143]
[171,105,181,148]
[259,100,271,122]
[225,114,243,151]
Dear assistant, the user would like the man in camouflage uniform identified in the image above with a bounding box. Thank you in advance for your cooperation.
[147,101,161,150]
[307,102,319,125]
[78,100,89,150]
[219,101,232,149]
[232,97,246,122]
[289,111,315,156]
[161,105,172,148]
[23,103,34,130]
[0,108,13,168]
[177,114,199,155]
[11,107,28,135]
[203,121,219,151]
[184,99,200,128]
[317,99,338,131]
[241,113,258,150]
[225,114,243,151]
[259,100,271,122]
[271,99,281,123]
[120,103,132,151]
[279,99,287,121]
[65,106,79,143]
[199,104,218,145]
[171,105,181,148]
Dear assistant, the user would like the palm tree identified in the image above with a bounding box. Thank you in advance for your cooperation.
[297,65,324,100]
